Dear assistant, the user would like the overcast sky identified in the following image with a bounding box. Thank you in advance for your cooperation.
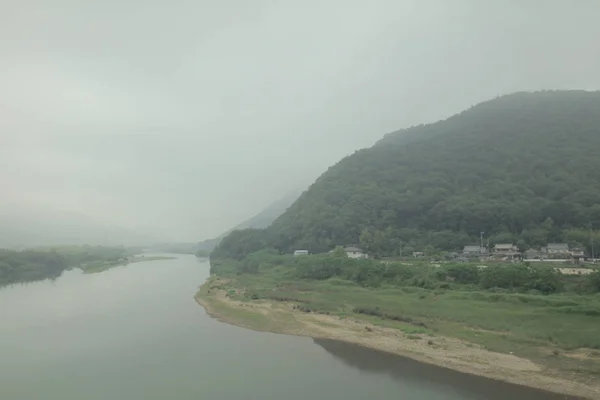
[2,1,600,242]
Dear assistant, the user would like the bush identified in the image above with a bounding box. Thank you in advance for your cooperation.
[445,264,481,284]
[588,271,600,293]
[480,264,561,294]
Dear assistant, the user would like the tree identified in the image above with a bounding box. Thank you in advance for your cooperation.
[331,246,347,258]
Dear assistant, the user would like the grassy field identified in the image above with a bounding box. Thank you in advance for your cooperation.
[207,258,600,380]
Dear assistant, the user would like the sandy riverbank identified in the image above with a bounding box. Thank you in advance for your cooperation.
[196,276,600,399]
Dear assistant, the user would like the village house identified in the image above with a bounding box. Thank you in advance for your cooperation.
[344,246,368,259]
[493,243,521,260]
[524,248,542,260]
[524,244,586,263]
[546,243,569,254]
[462,245,487,258]
[493,243,518,253]
[570,248,586,263]
[570,247,585,257]
[544,243,572,260]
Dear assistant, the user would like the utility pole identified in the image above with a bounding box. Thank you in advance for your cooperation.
[480,232,484,252]
[591,223,595,263]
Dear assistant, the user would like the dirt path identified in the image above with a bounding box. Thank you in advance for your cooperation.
[196,278,599,400]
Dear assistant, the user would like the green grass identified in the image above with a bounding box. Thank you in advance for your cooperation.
[212,262,600,378]
[197,276,301,332]
[80,260,125,274]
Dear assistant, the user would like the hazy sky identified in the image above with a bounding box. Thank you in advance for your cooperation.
[2,1,600,242]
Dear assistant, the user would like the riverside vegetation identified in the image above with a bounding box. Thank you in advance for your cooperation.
[0,245,173,286]
[202,250,600,390]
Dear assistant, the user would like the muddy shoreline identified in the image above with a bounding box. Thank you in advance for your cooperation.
[195,278,598,400]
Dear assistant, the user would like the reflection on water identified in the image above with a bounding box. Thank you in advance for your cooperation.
[0,255,586,400]
[313,339,582,400]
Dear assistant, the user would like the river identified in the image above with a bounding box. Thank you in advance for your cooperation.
[0,254,574,399]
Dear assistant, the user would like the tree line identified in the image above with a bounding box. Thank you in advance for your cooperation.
[0,246,131,286]
[211,250,600,296]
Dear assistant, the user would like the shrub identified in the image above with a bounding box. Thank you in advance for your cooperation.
[445,264,481,284]
[588,271,600,293]
[480,264,561,294]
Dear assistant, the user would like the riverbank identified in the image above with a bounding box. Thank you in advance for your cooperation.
[196,275,599,399]
[81,255,176,274]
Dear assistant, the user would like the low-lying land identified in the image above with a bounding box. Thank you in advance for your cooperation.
[199,251,600,399]
[80,255,176,274]
[0,246,176,284]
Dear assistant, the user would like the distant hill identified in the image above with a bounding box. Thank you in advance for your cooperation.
[213,91,600,259]
[196,191,302,252]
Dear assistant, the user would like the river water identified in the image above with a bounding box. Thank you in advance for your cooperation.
[0,255,575,400]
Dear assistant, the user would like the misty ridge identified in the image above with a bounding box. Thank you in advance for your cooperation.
[2,1,600,250]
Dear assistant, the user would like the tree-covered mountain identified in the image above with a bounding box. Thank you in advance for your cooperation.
[196,191,301,252]
[214,91,600,259]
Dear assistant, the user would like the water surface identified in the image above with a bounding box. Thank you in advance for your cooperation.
[0,255,576,399]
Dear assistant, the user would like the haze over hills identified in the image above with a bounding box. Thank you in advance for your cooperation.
[0,208,167,249]
[196,191,302,251]
[213,91,600,259]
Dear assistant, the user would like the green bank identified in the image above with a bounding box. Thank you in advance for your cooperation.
[0,246,174,285]
[202,251,600,385]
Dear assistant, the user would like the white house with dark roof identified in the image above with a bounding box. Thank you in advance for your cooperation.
[492,243,521,260]
[344,246,368,259]
[493,243,518,253]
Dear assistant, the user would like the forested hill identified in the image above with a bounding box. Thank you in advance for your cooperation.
[213,91,600,259]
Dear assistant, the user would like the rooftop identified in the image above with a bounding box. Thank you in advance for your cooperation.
[344,246,363,253]
[463,245,483,252]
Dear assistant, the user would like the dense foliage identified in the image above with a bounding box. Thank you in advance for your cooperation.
[0,246,131,286]
[51,245,130,266]
[214,91,600,258]
[0,249,68,286]
[211,251,600,295]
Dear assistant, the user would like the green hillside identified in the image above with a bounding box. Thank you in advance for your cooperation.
[214,91,600,258]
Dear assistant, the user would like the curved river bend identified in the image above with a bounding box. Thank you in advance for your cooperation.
[0,255,574,399]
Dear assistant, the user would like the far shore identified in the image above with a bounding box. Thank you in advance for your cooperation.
[80,255,176,274]
[195,276,599,400]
